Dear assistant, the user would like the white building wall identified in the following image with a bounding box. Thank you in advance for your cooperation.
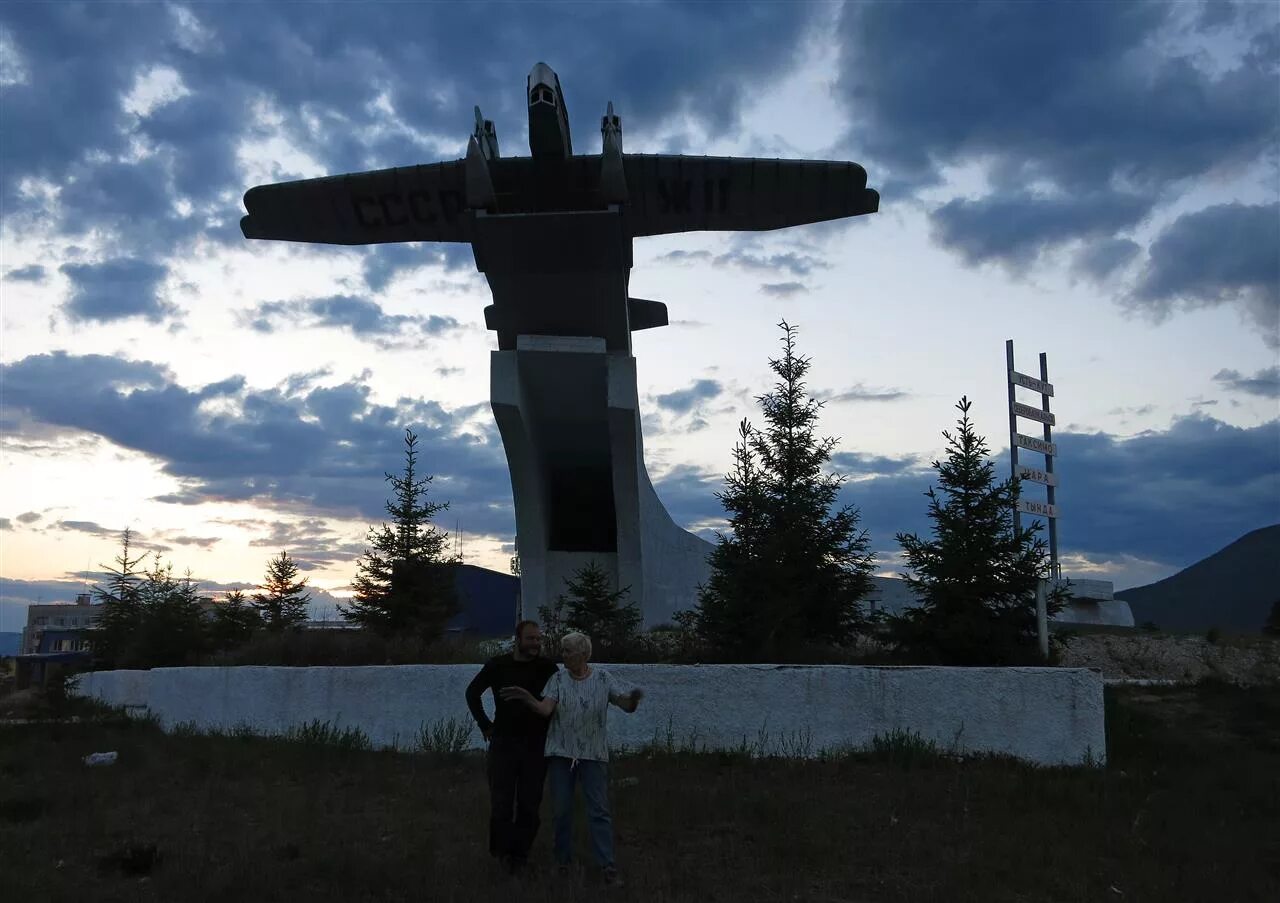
[74,664,1105,766]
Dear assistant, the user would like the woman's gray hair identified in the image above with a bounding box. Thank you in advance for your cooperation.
[560,631,592,659]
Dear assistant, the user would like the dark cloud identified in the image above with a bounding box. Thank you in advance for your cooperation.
[3,264,45,282]
[164,535,222,549]
[1132,203,1280,347]
[435,366,464,379]
[716,250,829,277]
[656,248,828,278]
[54,520,117,537]
[930,192,1151,270]
[59,258,175,324]
[50,519,171,553]
[837,2,1277,198]
[245,517,367,570]
[239,295,461,348]
[1,351,515,537]
[362,243,474,293]
[0,2,816,262]
[1073,238,1141,281]
[835,0,1278,305]
[830,452,922,477]
[16,511,43,524]
[654,379,723,414]
[760,282,807,298]
[820,384,909,404]
[1213,366,1280,398]
[1107,404,1157,417]
[654,250,713,265]
[0,518,10,531]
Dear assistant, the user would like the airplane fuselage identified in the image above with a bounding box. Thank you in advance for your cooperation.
[527,62,572,159]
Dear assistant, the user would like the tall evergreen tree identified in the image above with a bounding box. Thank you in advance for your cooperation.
[684,321,875,659]
[89,528,148,669]
[887,396,1066,665]
[540,561,642,653]
[340,429,460,639]
[1265,598,1280,636]
[253,551,311,631]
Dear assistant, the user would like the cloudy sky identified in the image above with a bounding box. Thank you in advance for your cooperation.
[1,1,1277,629]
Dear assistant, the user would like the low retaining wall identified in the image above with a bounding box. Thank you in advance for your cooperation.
[72,664,1106,766]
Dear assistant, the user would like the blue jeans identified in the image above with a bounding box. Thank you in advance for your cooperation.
[546,756,615,868]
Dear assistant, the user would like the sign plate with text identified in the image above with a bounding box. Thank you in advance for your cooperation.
[1012,401,1056,426]
[1010,370,1054,396]
[1015,433,1058,456]
[1018,465,1059,487]
[1017,499,1059,518]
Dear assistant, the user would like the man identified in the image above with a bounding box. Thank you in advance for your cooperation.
[465,620,559,874]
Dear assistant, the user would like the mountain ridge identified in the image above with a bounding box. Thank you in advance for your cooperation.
[1116,524,1280,631]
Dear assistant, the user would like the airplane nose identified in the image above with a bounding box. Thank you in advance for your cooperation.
[529,61,558,90]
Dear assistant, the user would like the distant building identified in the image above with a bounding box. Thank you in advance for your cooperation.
[21,594,99,654]
[448,564,519,637]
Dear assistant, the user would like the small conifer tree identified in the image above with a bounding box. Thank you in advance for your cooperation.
[540,561,642,655]
[888,396,1066,664]
[135,561,208,667]
[340,429,461,639]
[253,551,311,631]
[89,529,148,669]
[210,589,262,650]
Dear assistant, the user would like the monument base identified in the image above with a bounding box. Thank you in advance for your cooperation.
[491,335,712,628]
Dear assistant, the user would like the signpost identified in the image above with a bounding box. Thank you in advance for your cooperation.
[1008,340,1061,660]
[1006,339,1061,578]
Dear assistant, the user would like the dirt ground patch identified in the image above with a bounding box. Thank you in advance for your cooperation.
[1059,632,1280,684]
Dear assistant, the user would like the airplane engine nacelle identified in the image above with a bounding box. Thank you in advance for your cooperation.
[599,101,627,204]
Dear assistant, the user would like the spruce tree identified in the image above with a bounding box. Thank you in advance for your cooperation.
[541,561,642,654]
[1265,598,1280,636]
[253,551,311,631]
[686,321,875,659]
[135,561,208,666]
[210,589,262,650]
[340,429,461,639]
[888,396,1065,665]
[89,528,147,669]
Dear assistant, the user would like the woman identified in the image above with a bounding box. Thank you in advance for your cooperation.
[500,631,642,886]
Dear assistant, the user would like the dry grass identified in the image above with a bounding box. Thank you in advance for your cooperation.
[2,683,1278,902]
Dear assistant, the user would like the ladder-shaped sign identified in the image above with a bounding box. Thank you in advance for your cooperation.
[1006,338,1062,578]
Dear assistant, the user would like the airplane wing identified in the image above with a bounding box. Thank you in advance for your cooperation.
[240,160,472,245]
[621,155,878,236]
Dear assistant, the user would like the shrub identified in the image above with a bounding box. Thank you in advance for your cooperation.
[415,717,474,755]
[286,720,372,751]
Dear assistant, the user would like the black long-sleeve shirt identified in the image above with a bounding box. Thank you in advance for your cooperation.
[465,653,559,738]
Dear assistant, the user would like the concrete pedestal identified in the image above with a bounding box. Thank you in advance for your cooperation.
[491,335,712,627]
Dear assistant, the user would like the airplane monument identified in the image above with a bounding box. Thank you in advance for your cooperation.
[241,63,879,626]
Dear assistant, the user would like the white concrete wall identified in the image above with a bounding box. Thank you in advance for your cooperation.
[73,664,1105,766]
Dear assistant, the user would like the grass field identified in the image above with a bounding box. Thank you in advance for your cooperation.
[2,682,1277,902]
